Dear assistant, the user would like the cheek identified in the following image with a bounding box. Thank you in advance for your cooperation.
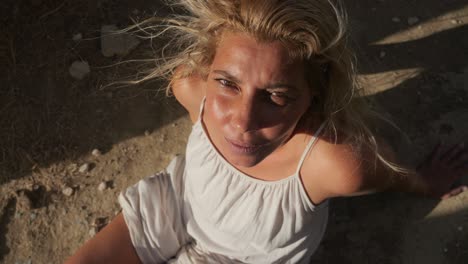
[265,116,297,137]
[206,94,231,125]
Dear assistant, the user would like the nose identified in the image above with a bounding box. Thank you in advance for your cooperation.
[231,98,260,133]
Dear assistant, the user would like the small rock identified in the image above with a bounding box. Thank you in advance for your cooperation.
[30,212,37,220]
[89,227,97,237]
[98,181,108,191]
[69,61,90,80]
[379,51,386,58]
[457,226,463,231]
[407,16,419,25]
[62,187,74,196]
[79,163,90,173]
[443,247,448,253]
[392,17,401,23]
[68,163,78,173]
[91,149,102,157]
[48,204,56,211]
[72,33,83,41]
[101,25,140,57]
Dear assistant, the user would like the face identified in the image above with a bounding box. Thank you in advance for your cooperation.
[203,32,314,168]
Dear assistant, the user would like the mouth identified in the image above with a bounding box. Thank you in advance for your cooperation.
[224,137,267,154]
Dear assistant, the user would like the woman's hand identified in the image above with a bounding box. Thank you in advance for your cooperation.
[417,141,468,199]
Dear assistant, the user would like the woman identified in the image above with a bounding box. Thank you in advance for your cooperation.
[66,0,467,263]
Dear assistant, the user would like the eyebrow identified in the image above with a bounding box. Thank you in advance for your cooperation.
[212,70,298,91]
[213,70,243,84]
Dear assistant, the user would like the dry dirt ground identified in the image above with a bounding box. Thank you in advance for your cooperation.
[0,0,467,263]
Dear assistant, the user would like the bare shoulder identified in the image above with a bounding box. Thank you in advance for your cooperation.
[171,70,206,123]
[301,135,369,203]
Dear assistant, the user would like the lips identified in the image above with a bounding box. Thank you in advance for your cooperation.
[224,137,267,154]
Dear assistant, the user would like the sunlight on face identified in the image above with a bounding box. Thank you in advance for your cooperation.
[202,31,315,168]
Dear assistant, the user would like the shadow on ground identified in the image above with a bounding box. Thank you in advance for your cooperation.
[309,1,468,263]
[0,0,183,184]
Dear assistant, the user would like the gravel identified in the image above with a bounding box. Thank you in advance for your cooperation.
[79,163,90,173]
[62,187,74,197]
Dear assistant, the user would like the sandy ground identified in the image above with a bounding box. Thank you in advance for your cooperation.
[0,0,467,263]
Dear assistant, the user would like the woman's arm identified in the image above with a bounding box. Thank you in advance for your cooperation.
[312,138,467,200]
[356,140,467,199]
[64,213,141,264]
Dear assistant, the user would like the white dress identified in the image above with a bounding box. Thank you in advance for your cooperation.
[119,101,328,263]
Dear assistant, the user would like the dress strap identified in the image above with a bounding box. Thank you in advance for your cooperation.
[295,121,327,174]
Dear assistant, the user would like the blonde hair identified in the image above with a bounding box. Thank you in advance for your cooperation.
[127,0,408,175]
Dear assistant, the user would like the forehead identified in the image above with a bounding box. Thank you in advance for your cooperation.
[210,31,306,83]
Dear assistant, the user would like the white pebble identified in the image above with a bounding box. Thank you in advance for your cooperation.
[379,51,386,58]
[392,17,401,23]
[443,247,448,253]
[457,226,463,231]
[407,16,419,25]
[69,61,90,80]
[79,163,90,173]
[98,181,108,191]
[91,149,102,157]
[72,33,82,41]
[62,187,74,196]
[89,227,97,237]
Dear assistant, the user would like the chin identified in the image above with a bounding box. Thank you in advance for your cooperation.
[226,154,262,168]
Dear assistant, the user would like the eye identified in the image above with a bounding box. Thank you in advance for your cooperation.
[269,91,291,107]
[214,78,238,91]
[218,79,234,87]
